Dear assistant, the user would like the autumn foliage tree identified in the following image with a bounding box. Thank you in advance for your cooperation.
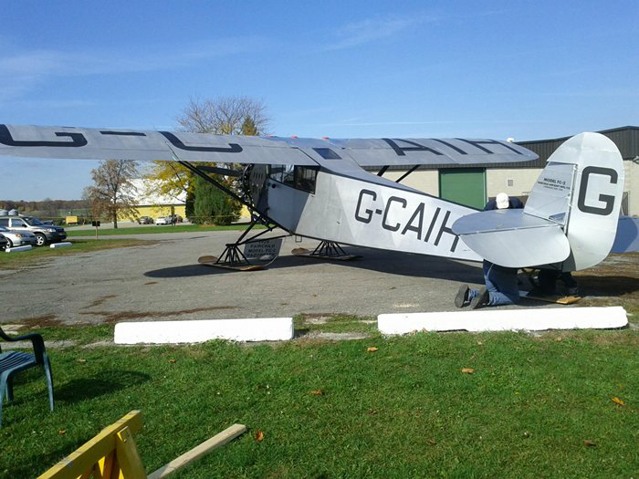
[177,96,268,135]
[146,96,269,224]
[83,160,139,228]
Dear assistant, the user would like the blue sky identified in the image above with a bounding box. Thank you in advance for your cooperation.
[0,0,637,200]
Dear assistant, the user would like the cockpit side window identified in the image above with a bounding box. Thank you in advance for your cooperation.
[269,165,318,193]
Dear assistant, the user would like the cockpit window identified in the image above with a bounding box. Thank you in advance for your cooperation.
[269,165,318,193]
[313,148,341,160]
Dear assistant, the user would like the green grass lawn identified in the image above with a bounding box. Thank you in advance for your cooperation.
[65,223,256,237]
[1,237,637,477]
[2,318,638,478]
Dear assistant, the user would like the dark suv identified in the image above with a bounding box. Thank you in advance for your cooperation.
[0,215,67,246]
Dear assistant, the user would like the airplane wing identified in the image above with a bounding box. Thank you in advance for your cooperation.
[326,137,537,166]
[451,209,572,268]
[0,124,537,167]
[0,124,317,166]
[611,216,639,253]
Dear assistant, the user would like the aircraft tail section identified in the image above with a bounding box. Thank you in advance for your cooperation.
[453,132,625,270]
[524,132,624,270]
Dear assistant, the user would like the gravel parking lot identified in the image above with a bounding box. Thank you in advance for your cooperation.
[0,229,491,326]
[2,229,636,327]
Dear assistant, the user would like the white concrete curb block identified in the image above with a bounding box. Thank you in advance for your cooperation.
[378,306,628,334]
[114,317,294,344]
[50,242,72,248]
[5,245,32,253]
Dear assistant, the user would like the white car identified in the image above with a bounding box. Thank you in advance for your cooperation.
[0,225,37,247]
[155,217,169,225]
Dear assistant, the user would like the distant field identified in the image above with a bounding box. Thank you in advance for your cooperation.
[65,223,251,236]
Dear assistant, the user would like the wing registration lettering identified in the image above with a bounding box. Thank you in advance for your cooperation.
[382,138,442,157]
[100,131,147,137]
[457,138,524,155]
[160,131,243,153]
[0,124,88,148]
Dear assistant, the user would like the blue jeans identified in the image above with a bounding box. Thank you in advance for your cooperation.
[469,261,520,306]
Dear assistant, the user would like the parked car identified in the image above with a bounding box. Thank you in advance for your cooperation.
[155,216,169,225]
[137,216,153,224]
[0,215,67,246]
[0,226,37,247]
[0,233,7,251]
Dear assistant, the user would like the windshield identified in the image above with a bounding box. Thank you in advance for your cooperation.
[21,216,44,225]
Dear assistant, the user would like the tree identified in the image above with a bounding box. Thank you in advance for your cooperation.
[146,96,269,223]
[176,96,269,135]
[144,160,192,206]
[191,175,242,225]
[84,160,139,228]
[241,116,258,136]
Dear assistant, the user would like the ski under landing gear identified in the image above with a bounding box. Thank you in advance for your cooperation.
[197,220,283,271]
[291,240,361,261]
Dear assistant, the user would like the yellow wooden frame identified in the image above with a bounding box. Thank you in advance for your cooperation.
[37,410,247,479]
[38,410,145,479]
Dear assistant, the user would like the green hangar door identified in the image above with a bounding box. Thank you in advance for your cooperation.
[439,168,486,209]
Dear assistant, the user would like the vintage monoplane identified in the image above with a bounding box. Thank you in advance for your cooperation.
[0,124,635,275]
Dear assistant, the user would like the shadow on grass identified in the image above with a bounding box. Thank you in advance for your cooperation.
[576,275,639,296]
[55,370,150,403]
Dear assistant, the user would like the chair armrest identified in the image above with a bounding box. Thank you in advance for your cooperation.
[0,330,48,365]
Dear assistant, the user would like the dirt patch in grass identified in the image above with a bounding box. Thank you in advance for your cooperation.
[78,305,239,323]
[575,253,639,310]
[21,315,64,328]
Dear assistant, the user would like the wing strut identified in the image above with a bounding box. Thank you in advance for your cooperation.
[176,159,291,270]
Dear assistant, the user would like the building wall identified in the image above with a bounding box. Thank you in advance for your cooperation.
[486,168,540,202]
[382,170,440,196]
[136,205,186,219]
[118,205,187,222]
[488,163,637,214]
[383,163,637,215]
[625,160,638,216]
[383,168,539,205]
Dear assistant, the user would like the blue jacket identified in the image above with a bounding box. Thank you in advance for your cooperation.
[483,197,524,211]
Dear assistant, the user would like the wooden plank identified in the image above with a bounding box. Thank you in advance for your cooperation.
[524,293,581,305]
[148,424,247,479]
[115,426,147,478]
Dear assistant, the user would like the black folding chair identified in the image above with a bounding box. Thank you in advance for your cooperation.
[0,327,54,427]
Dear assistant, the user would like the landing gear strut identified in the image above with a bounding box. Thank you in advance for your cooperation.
[198,220,286,271]
[292,240,361,261]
